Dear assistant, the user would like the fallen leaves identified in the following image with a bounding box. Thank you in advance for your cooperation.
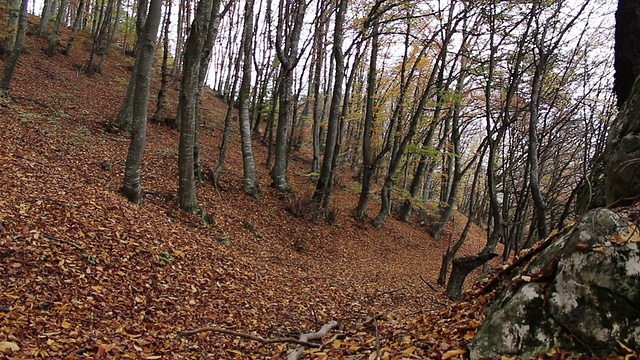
[0,340,20,353]
[0,21,503,360]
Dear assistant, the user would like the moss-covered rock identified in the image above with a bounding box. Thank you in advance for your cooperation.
[469,208,640,359]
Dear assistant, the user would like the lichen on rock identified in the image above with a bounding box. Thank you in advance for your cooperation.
[469,208,640,359]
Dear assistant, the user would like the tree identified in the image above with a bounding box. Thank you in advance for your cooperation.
[62,0,85,56]
[45,0,69,56]
[237,0,261,198]
[2,0,22,54]
[605,0,640,206]
[121,0,163,204]
[311,0,347,210]
[36,0,53,38]
[177,0,215,214]
[0,0,28,96]
[270,0,308,191]
[151,0,172,123]
[115,0,149,130]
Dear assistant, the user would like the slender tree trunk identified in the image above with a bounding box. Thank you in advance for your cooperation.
[121,0,162,203]
[237,0,260,198]
[36,0,53,37]
[0,0,27,96]
[86,0,109,74]
[270,0,307,191]
[178,0,214,213]
[528,51,549,240]
[45,0,68,56]
[355,19,386,220]
[2,0,21,54]
[437,147,485,286]
[152,0,172,123]
[62,0,85,56]
[311,0,346,209]
[115,0,149,130]
[96,0,123,74]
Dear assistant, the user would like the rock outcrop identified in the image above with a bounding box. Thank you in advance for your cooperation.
[470,208,640,359]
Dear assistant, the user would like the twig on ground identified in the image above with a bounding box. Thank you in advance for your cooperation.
[288,321,339,360]
[419,275,439,292]
[43,233,84,250]
[178,326,320,347]
[365,288,404,305]
[374,317,381,360]
[354,312,385,329]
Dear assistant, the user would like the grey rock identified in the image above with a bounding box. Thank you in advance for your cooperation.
[470,209,640,359]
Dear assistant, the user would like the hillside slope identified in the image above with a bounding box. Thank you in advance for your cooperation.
[0,19,491,359]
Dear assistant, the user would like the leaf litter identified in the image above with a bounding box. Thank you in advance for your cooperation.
[3,18,637,360]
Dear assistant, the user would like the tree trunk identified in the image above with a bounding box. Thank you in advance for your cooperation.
[527,50,549,240]
[121,0,162,203]
[354,19,380,220]
[96,0,123,74]
[446,252,498,300]
[62,0,85,56]
[36,0,53,37]
[151,0,172,123]
[605,0,640,206]
[115,0,149,130]
[2,0,22,54]
[0,0,28,96]
[237,0,260,198]
[270,0,307,192]
[614,0,640,108]
[45,0,68,56]
[178,0,214,213]
[311,0,346,209]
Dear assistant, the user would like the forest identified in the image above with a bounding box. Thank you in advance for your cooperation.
[1,0,638,358]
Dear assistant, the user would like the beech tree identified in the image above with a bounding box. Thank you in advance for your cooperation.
[270,0,308,191]
[116,0,149,130]
[0,0,28,96]
[62,0,85,56]
[237,0,260,198]
[2,0,22,54]
[121,0,163,204]
[45,0,68,56]
[177,0,220,214]
[311,0,347,210]
[605,0,640,206]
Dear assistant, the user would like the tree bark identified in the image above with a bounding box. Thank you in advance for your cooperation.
[36,0,53,37]
[115,0,149,130]
[121,0,162,204]
[0,0,28,96]
[446,252,498,300]
[2,0,21,54]
[355,19,381,220]
[270,0,307,191]
[62,0,85,56]
[311,0,347,209]
[45,0,68,56]
[178,0,214,213]
[238,0,260,198]
[614,0,640,108]
[151,0,172,123]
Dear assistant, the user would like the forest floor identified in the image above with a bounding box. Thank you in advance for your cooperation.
[0,17,504,359]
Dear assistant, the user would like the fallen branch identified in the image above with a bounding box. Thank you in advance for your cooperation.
[419,275,439,292]
[354,312,385,329]
[43,233,84,250]
[480,223,576,295]
[288,321,339,360]
[178,327,319,347]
